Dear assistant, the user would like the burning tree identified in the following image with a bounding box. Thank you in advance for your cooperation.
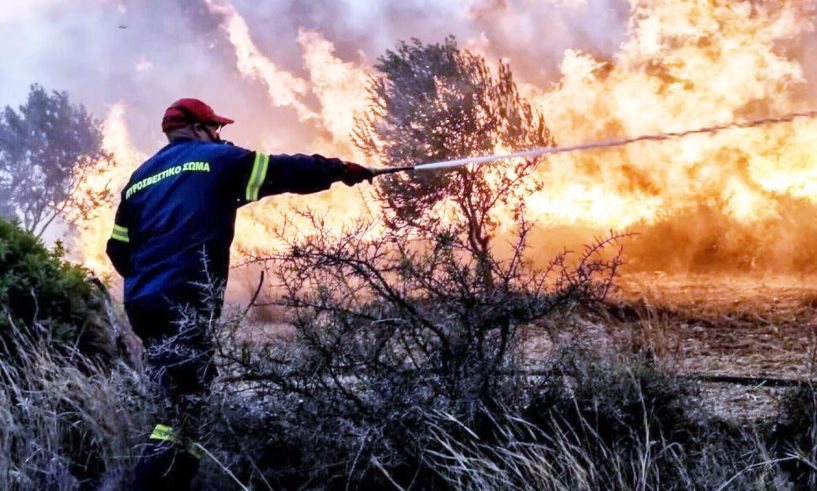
[0,84,111,237]
[353,37,554,286]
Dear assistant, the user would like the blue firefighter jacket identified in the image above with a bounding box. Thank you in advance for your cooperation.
[105,138,346,305]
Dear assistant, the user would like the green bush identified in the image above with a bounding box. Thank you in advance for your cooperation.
[0,218,115,363]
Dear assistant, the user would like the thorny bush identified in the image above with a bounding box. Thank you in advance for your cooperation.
[215,209,626,488]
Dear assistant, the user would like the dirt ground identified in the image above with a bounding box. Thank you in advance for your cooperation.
[609,273,817,420]
[614,273,817,377]
[241,272,817,421]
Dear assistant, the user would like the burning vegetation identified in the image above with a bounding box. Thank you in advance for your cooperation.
[50,0,817,280]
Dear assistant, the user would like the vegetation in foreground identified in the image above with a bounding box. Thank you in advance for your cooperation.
[4,297,817,490]
[2,201,817,489]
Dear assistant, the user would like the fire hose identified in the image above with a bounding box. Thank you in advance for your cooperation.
[370,109,817,177]
[366,111,817,388]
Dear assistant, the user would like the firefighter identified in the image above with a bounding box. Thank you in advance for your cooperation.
[106,98,374,490]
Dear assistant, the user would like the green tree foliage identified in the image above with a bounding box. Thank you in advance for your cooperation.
[0,218,115,363]
[0,84,111,237]
[354,37,555,285]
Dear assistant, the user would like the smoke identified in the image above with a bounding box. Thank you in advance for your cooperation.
[202,0,317,122]
[0,0,61,23]
[0,0,635,166]
[3,0,817,282]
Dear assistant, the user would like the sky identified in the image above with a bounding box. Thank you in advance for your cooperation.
[0,0,629,154]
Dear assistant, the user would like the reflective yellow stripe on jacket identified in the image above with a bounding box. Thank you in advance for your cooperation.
[245,152,270,202]
[110,224,129,243]
[149,423,203,458]
[149,423,177,443]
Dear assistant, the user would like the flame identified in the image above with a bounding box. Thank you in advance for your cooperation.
[523,1,817,229]
[227,21,375,257]
[297,28,370,162]
[72,0,817,277]
[74,103,145,276]
[74,7,378,272]
[203,0,316,122]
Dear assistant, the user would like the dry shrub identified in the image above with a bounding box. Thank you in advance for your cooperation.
[774,382,817,488]
[519,350,765,490]
[206,208,626,489]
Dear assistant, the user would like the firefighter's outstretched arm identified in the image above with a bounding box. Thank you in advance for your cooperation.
[106,193,133,276]
[240,152,373,203]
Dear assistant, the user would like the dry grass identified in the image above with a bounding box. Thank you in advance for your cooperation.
[602,273,817,379]
[5,274,817,489]
[0,325,154,490]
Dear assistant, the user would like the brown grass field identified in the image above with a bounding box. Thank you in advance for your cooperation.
[598,273,817,420]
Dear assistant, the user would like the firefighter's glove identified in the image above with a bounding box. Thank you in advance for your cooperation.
[341,162,374,186]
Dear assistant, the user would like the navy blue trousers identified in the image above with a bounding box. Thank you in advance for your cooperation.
[125,289,219,490]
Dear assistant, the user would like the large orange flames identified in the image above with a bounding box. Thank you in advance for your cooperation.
[77,0,817,281]
[74,103,145,276]
[525,0,817,230]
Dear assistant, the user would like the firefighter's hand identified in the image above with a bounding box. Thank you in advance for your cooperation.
[341,162,375,186]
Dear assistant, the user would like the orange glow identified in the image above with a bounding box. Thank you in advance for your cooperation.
[74,103,145,276]
[297,29,370,162]
[203,0,316,121]
[74,0,817,277]
[524,0,817,231]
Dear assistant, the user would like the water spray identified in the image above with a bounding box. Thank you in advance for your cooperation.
[371,109,817,177]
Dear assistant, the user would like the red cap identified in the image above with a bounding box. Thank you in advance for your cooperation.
[161,98,235,133]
